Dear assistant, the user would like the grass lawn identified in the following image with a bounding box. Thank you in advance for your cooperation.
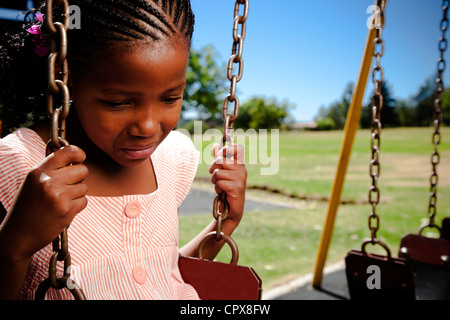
[179,127,450,291]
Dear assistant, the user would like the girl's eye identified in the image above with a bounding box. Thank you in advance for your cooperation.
[162,96,182,104]
[101,100,132,108]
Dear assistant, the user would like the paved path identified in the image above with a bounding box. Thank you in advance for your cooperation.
[179,187,292,216]
[262,261,350,300]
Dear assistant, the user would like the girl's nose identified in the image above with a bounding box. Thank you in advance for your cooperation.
[127,107,160,137]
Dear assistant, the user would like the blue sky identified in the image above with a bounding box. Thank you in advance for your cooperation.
[190,0,450,122]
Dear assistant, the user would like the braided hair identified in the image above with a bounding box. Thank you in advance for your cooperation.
[0,0,195,136]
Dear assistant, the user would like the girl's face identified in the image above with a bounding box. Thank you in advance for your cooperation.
[71,40,189,167]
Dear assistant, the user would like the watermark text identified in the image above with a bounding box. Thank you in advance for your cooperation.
[177,121,280,176]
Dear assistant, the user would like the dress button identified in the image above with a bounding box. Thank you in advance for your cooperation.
[125,200,142,219]
[132,266,147,284]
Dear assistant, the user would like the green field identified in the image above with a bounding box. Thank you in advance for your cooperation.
[179,127,450,290]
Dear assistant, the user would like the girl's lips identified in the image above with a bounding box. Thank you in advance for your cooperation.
[120,145,156,160]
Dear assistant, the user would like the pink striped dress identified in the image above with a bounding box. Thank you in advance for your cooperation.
[0,128,200,300]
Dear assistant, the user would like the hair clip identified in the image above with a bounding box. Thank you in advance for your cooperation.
[26,13,49,58]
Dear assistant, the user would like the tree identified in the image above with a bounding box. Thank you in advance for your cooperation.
[396,99,416,127]
[361,80,398,128]
[183,45,228,127]
[411,74,450,127]
[395,74,450,127]
[442,87,450,125]
[314,82,354,130]
[234,96,293,130]
[413,75,436,127]
[316,117,336,131]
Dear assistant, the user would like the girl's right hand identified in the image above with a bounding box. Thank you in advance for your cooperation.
[0,145,88,262]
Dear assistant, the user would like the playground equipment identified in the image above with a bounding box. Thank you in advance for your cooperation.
[313,0,450,300]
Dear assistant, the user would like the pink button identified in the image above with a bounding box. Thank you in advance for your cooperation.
[132,266,147,284]
[125,200,142,219]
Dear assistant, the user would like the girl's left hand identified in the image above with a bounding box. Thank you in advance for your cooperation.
[209,143,247,229]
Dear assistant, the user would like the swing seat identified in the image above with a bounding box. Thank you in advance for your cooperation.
[178,256,262,300]
[345,249,416,300]
[399,233,450,268]
[399,233,450,300]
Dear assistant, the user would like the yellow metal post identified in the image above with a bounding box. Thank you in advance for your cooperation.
[312,26,378,288]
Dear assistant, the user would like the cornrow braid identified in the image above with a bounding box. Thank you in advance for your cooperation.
[0,0,195,135]
[168,0,194,36]
[67,0,194,66]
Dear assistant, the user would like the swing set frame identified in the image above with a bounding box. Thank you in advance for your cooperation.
[312,9,379,289]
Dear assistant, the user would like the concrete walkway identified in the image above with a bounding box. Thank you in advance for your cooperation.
[179,185,292,216]
[262,261,350,300]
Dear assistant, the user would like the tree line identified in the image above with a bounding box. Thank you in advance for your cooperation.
[314,76,450,131]
[185,45,449,132]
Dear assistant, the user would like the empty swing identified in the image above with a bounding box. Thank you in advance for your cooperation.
[346,0,450,300]
[345,0,416,300]
[398,0,450,300]
[35,0,261,300]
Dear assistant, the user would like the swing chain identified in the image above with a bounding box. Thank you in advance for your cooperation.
[215,0,248,241]
[198,0,248,263]
[45,0,70,153]
[36,0,86,300]
[222,0,249,133]
[367,0,386,243]
[423,0,449,233]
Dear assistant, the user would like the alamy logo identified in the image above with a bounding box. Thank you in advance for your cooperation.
[68,5,81,29]
[366,5,383,30]
[177,121,280,176]
[366,265,381,290]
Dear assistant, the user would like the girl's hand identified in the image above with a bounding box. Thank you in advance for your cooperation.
[0,145,88,261]
[209,143,247,229]
[178,143,247,261]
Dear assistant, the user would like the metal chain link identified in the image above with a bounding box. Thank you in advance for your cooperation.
[214,0,248,242]
[367,0,386,245]
[197,0,249,265]
[35,0,85,300]
[421,0,449,235]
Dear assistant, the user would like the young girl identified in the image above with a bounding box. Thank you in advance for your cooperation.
[0,0,246,300]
